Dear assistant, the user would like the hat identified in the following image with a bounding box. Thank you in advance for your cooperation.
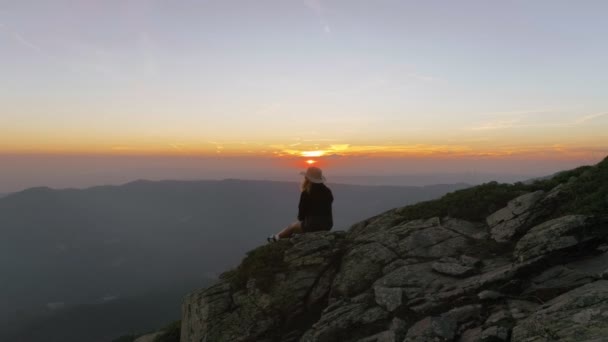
[300,166,326,183]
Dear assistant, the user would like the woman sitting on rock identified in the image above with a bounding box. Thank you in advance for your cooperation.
[268,166,334,242]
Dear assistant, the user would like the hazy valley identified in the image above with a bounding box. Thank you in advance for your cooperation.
[0,179,467,341]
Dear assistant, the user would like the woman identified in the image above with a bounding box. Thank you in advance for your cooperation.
[268,166,334,242]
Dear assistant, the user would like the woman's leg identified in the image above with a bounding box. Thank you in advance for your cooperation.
[277,221,303,239]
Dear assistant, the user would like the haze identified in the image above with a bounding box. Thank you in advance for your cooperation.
[1,0,607,192]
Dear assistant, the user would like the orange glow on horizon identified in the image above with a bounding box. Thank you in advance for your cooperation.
[301,151,325,157]
[0,139,605,162]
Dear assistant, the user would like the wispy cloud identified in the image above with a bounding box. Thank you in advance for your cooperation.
[471,111,608,130]
[471,119,520,131]
[13,32,43,52]
[481,109,554,117]
[0,23,45,54]
[274,143,477,158]
[575,112,608,124]
[303,0,331,34]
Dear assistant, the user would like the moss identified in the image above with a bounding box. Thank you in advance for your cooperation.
[393,156,608,223]
[221,240,292,292]
[396,181,530,222]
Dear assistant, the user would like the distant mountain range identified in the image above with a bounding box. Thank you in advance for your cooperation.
[329,173,535,186]
[0,179,468,342]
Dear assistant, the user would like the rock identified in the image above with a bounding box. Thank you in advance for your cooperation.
[300,301,389,342]
[442,304,482,325]
[484,309,512,327]
[507,299,539,321]
[404,316,457,342]
[459,327,482,342]
[397,222,469,258]
[373,286,404,312]
[443,218,489,240]
[460,255,482,267]
[349,209,403,238]
[514,215,607,262]
[181,232,344,342]
[522,264,597,301]
[478,290,503,300]
[481,325,510,341]
[511,280,608,341]
[181,282,233,342]
[374,262,456,313]
[179,159,608,342]
[487,191,545,243]
[332,242,398,297]
[355,331,399,342]
[432,260,476,277]
[134,331,164,342]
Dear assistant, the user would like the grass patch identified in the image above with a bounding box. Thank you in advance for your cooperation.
[396,181,530,222]
[221,240,292,292]
[394,156,608,223]
[550,158,608,216]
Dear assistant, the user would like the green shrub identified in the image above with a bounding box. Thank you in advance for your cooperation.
[396,181,530,222]
[394,156,608,223]
[549,157,608,216]
[221,240,291,292]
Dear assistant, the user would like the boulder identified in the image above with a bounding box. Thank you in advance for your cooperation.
[432,260,477,278]
[522,264,597,301]
[300,297,389,342]
[481,325,510,341]
[403,316,457,342]
[511,280,608,341]
[373,286,404,312]
[487,191,545,243]
[332,242,398,297]
[459,327,482,342]
[514,215,607,262]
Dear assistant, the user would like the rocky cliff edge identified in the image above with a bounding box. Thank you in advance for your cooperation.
[181,157,608,342]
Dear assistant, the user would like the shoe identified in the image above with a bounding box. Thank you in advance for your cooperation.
[267,235,278,243]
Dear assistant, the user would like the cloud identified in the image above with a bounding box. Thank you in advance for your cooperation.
[575,112,608,124]
[0,23,44,54]
[13,32,43,52]
[303,0,331,34]
[471,110,608,131]
[482,109,554,117]
[471,119,520,131]
[275,143,475,158]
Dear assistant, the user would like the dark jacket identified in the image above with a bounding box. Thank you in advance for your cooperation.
[298,183,334,232]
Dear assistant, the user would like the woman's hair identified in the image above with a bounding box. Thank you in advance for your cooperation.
[301,177,312,193]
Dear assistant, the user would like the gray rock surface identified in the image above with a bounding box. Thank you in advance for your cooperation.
[432,259,477,277]
[487,191,545,243]
[180,176,608,342]
[511,280,608,341]
[404,316,457,342]
[514,215,607,262]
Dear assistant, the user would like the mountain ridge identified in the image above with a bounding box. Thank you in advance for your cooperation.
[0,179,468,342]
[180,156,608,341]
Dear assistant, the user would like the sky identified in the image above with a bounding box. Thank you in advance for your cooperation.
[1,0,607,192]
